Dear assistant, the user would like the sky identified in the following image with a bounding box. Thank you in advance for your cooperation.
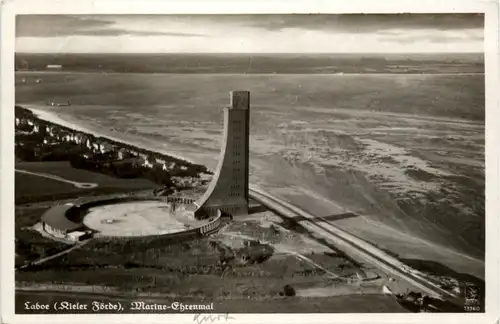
[15,14,484,54]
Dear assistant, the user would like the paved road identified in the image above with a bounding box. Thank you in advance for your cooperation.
[248,186,462,306]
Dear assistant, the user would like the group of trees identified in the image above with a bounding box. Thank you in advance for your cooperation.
[16,142,86,162]
[70,155,175,186]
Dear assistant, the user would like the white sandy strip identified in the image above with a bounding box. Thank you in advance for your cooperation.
[27,106,201,167]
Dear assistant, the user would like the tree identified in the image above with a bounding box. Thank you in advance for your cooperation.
[283,285,296,297]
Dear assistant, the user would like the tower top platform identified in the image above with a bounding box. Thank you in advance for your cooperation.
[229,91,250,110]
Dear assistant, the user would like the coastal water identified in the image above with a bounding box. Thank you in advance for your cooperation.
[15,72,485,278]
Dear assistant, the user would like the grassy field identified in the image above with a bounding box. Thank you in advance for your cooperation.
[17,161,157,186]
[15,161,157,203]
[15,173,78,200]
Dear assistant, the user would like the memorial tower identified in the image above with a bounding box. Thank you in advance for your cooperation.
[194,91,250,218]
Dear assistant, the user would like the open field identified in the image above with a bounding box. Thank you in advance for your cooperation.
[17,161,157,187]
[15,71,485,282]
[15,161,158,203]
[15,173,79,200]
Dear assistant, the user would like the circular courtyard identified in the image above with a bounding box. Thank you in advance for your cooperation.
[82,200,196,237]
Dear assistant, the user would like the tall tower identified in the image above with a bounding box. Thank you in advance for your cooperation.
[194,91,250,218]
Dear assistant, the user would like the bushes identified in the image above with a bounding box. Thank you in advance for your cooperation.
[15,146,36,161]
[142,167,173,186]
[110,161,142,179]
[41,145,82,161]
[69,155,90,169]
[283,285,296,297]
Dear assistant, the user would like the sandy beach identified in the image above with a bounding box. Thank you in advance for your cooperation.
[27,106,218,170]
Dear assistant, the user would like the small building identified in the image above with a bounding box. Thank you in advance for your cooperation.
[185,204,197,219]
[99,142,114,154]
[56,130,69,141]
[117,148,127,160]
[142,157,154,169]
[74,133,88,145]
[200,173,212,180]
[382,285,393,295]
[66,231,92,242]
[117,148,137,160]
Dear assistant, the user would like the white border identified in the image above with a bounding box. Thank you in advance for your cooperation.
[1,1,499,324]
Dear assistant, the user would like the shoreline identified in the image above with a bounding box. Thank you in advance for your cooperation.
[25,106,215,170]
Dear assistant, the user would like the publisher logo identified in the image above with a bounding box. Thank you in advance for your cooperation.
[463,283,482,312]
[464,284,480,306]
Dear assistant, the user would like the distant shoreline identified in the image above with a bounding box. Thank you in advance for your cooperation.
[15,52,484,75]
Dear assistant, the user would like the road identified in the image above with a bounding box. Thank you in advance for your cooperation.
[248,185,462,305]
[17,239,91,270]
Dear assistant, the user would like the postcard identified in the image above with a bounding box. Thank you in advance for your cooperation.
[1,0,498,323]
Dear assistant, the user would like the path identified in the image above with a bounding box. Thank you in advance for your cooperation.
[15,169,98,189]
[17,238,91,270]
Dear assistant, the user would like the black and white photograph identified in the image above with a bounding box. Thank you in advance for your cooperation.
[1,2,499,323]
